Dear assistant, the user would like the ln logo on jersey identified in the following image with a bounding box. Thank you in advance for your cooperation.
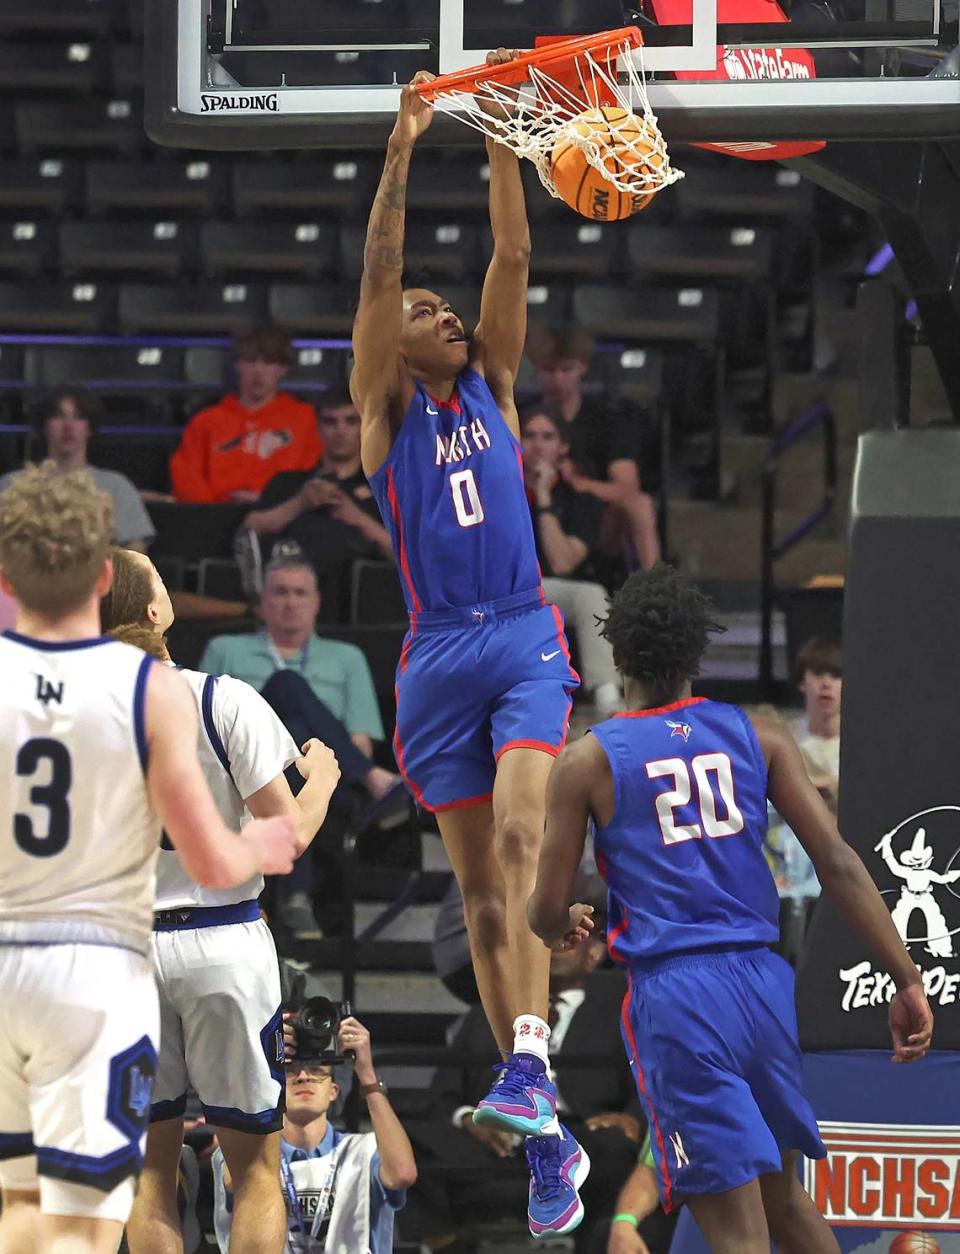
[107,1036,158,1140]
[840,806,960,1012]
[34,674,64,706]
[666,720,692,742]
[805,1121,960,1228]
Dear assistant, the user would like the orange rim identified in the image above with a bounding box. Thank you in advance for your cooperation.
[414,25,644,100]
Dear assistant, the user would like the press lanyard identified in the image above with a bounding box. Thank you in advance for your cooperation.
[266,637,309,673]
[280,1146,340,1242]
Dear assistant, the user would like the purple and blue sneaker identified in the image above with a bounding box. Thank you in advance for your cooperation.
[472,1053,557,1135]
[525,1123,591,1239]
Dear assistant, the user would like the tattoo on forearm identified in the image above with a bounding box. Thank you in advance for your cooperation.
[362,151,410,277]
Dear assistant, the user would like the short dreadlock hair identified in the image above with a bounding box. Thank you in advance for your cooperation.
[599,565,724,705]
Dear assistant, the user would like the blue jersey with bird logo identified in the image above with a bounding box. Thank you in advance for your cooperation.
[591,697,780,967]
[367,368,542,616]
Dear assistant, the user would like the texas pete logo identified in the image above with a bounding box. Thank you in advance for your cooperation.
[840,806,960,1012]
[805,1122,960,1230]
[200,92,280,113]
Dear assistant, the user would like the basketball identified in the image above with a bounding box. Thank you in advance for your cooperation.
[550,105,664,221]
[889,1234,940,1254]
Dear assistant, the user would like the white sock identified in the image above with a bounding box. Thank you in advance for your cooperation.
[512,1014,550,1064]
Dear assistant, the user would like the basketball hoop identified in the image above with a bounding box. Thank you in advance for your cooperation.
[415,27,683,205]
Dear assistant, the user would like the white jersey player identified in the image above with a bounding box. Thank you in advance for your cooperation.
[101,552,339,1254]
[0,465,297,1254]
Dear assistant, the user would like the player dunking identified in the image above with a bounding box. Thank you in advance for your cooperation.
[351,55,586,1236]
[0,465,296,1254]
[529,566,934,1254]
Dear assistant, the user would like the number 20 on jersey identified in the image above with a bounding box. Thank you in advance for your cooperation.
[646,752,744,844]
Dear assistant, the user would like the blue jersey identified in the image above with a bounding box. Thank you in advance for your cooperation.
[368,368,542,614]
[591,697,780,967]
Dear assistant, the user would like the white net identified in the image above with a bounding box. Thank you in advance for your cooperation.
[427,37,684,204]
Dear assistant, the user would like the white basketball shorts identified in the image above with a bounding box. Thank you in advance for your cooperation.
[0,942,159,1220]
[150,917,284,1133]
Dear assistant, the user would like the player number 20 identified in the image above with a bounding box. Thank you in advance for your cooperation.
[645,753,744,844]
[450,468,484,528]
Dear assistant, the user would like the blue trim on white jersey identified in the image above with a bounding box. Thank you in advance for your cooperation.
[0,1131,35,1160]
[150,1093,189,1124]
[200,1101,283,1135]
[201,673,231,773]
[2,629,112,651]
[133,653,154,773]
[37,1142,143,1192]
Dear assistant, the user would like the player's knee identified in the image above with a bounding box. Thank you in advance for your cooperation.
[765,1184,817,1242]
[462,889,507,952]
[495,815,542,869]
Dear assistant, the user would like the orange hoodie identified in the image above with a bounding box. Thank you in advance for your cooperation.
[170,392,324,504]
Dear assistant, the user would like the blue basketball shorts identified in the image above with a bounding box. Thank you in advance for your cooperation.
[393,590,580,811]
[620,946,826,1210]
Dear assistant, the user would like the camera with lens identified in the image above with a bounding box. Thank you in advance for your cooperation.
[288,995,353,1062]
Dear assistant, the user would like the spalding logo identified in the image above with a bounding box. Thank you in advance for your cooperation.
[200,93,280,113]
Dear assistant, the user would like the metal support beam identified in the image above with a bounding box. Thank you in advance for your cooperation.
[856,281,911,432]
[792,141,960,423]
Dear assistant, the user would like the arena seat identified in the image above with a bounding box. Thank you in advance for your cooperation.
[0,0,116,36]
[0,159,80,217]
[627,223,772,284]
[0,220,56,278]
[118,282,268,334]
[284,345,348,396]
[341,221,481,284]
[573,283,720,344]
[267,283,358,336]
[24,343,186,422]
[600,345,666,407]
[0,280,112,333]
[199,219,339,279]
[15,99,144,156]
[524,281,573,326]
[675,162,813,223]
[60,220,195,279]
[519,219,622,278]
[147,502,250,562]
[85,159,227,217]
[0,43,106,96]
[95,427,179,494]
[405,153,494,213]
[231,156,378,218]
[196,557,245,603]
[109,41,143,94]
[350,560,407,626]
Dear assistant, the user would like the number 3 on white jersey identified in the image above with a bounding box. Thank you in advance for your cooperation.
[450,468,484,528]
[646,753,744,844]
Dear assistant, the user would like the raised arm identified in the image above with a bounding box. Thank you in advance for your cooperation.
[351,74,433,474]
[756,716,932,1062]
[473,52,532,434]
[245,738,341,856]
[528,735,610,946]
[145,663,297,886]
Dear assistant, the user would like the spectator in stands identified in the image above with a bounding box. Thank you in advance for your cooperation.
[527,323,660,572]
[521,403,622,718]
[238,390,394,617]
[213,1014,415,1254]
[200,550,401,934]
[795,635,842,812]
[406,893,642,1254]
[604,1141,678,1254]
[0,387,154,550]
[171,323,323,504]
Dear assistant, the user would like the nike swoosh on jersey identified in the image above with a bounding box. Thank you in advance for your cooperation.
[541,649,562,662]
[426,406,439,415]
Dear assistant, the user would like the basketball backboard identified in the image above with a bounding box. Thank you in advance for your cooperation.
[146,0,960,149]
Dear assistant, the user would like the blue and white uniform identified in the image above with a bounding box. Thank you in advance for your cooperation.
[368,368,579,810]
[0,631,160,1219]
[150,668,298,1134]
[591,697,826,1208]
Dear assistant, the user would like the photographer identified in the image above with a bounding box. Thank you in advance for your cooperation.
[212,1013,416,1253]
